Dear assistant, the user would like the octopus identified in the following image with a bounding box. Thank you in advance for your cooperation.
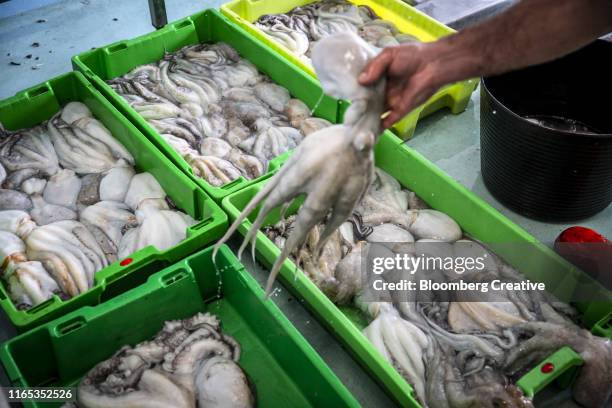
[211,31,611,408]
[76,313,254,408]
[254,0,422,64]
[0,102,200,309]
[215,32,385,297]
[109,42,332,187]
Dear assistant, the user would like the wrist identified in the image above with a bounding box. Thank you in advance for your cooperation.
[425,33,486,86]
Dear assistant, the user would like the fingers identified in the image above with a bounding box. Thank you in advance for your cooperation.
[382,110,407,130]
[359,48,394,85]
[382,79,414,128]
[387,82,406,111]
[382,79,437,129]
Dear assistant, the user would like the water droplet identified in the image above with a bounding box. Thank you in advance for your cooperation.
[212,258,223,299]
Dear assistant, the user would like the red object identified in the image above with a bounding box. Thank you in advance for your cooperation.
[554,226,611,290]
[541,363,555,374]
[119,258,133,266]
[556,226,608,244]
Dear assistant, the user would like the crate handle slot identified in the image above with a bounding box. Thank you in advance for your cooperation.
[222,177,245,190]
[593,312,612,337]
[107,43,128,53]
[26,85,50,99]
[161,269,187,287]
[56,316,86,337]
[25,297,54,314]
[191,217,213,230]
[603,314,612,329]
[174,20,192,30]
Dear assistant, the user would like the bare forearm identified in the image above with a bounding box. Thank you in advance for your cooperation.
[359,0,612,128]
[431,0,612,86]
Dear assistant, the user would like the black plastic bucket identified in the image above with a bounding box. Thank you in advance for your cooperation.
[481,40,612,221]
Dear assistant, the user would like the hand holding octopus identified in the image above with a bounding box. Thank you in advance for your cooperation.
[214,32,386,296]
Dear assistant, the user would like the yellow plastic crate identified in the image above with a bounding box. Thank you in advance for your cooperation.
[221,0,479,138]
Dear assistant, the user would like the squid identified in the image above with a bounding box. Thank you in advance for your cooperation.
[214,32,385,296]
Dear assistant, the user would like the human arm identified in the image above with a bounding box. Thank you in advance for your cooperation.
[359,0,612,129]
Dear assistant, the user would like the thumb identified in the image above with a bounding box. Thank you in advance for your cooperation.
[359,48,394,85]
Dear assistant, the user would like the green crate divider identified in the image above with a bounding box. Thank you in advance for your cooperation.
[592,311,612,338]
[0,72,228,332]
[221,131,612,407]
[72,9,340,203]
[0,245,360,408]
[220,0,479,139]
[517,347,583,398]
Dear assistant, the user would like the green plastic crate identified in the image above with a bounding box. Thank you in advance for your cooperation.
[221,0,479,139]
[0,72,227,332]
[72,9,340,203]
[221,131,612,407]
[0,245,360,408]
